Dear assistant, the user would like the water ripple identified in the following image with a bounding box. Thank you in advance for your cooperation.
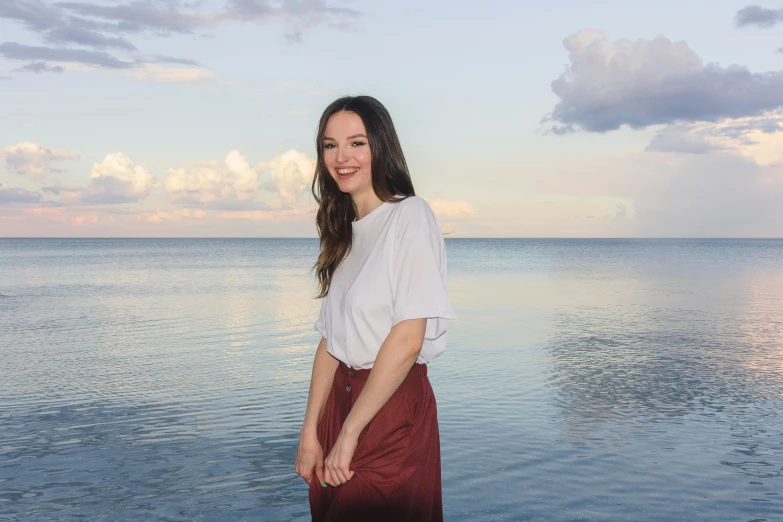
[1,238,782,520]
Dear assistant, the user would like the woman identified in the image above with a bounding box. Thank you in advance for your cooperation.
[295,95,456,521]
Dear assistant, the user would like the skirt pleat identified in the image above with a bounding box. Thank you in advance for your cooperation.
[309,361,443,522]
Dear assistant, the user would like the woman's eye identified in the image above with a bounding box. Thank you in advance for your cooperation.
[322,141,364,149]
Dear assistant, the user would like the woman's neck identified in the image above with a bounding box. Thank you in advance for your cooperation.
[352,191,384,220]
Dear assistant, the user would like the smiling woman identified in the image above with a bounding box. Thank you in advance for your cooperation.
[295,96,456,521]
[322,111,372,194]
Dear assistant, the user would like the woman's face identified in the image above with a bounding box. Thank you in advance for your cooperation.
[322,111,373,198]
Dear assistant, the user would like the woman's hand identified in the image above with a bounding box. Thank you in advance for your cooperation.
[324,430,358,486]
[295,430,324,486]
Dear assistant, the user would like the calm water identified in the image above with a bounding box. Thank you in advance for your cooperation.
[1,238,782,521]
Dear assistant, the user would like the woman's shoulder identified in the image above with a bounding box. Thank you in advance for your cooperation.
[393,195,436,220]
[390,196,440,236]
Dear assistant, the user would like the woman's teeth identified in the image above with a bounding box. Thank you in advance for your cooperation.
[337,168,359,176]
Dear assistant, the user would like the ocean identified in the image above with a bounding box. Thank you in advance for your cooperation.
[1,238,782,521]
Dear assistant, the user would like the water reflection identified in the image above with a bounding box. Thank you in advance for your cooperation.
[543,269,783,517]
[0,398,310,520]
[547,285,783,421]
[2,239,782,521]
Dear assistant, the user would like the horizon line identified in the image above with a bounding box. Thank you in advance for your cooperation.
[2,237,782,240]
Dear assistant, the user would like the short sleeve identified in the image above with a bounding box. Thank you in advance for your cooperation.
[391,227,456,341]
[314,296,328,339]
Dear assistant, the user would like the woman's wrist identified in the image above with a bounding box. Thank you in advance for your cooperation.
[340,418,363,439]
[300,420,318,438]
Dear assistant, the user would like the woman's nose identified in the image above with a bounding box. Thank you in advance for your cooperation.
[335,146,350,163]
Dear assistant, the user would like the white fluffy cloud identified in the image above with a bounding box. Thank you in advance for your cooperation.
[546,30,783,133]
[165,151,265,209]
[1,141,78,179]
[264,149,316,206]
[82,153,157,203]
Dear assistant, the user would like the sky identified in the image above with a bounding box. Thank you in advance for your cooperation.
[1,0,783,238]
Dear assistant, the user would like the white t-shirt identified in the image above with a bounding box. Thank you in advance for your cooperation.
[314,195,456,369]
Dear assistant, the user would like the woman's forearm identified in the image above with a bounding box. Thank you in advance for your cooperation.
[301,337,339,437]
[340,318,427,439]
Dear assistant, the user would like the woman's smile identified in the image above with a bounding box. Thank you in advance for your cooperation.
[336,167,360,178]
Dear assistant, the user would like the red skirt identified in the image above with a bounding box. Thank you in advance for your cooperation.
[309,361,443,522]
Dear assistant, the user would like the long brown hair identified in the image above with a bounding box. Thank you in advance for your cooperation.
[312,95,415,298]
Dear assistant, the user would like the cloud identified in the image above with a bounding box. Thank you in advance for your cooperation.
[18,60,64,73]
[424,198,476,219]
[735,5,783,28]
[0,0,360,78]
[423,198,477,235]
[82,152,157,203]
[2,0,358,44]
[0,75,12,80]
[0,184,43,204]
[1,141,79,179]
[646,110,783,166]
[544,30,783,133]
[1,45,210,80]
[165,150,266,209]
[0,0,59,33]
[55,1,218,34]
[41,183,84,194]
[0,0,137,50]
[165,148,316,212]
[46,24,137,50]
[129,63,212,82]
[0,42,205,77]
[646,128,722,154]
[224,0,359,25]
[149,54,199,66]
[25,206,100,226]
[0,42,133,68]
[264,149,316,206]
[137,208,206,223]
[217,209,294,221]
[51,0,362,37]
[38,199,65,207]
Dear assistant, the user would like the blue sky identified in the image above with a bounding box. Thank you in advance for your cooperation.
[1,0,782,237]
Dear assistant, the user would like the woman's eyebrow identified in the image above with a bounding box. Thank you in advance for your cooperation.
[322,134,367,141]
